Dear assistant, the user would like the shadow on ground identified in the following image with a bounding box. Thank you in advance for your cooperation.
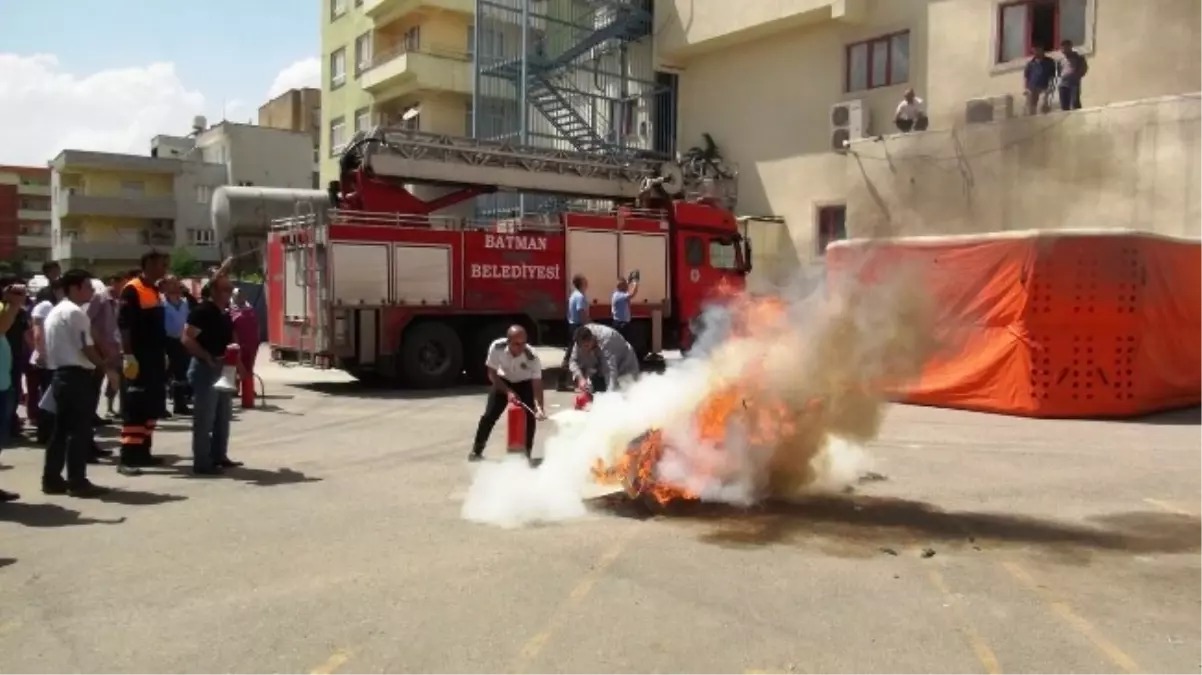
[0,557,15,569]
[295,381,490,400]
[0,502,126,528]
[143,453,321,487]
[1118,406,1201,426]
[590,493,1201,562]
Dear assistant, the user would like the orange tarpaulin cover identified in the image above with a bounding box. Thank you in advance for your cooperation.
[825,230,1201,418]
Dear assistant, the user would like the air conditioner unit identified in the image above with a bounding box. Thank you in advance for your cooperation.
[964,95,1015,125]
[830,100,869,153]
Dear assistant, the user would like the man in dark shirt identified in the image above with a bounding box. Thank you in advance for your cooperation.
[116,252,169,476]
[33,261,61,306]
[1023,44,1056,115]
[1056,39,1088,111]
[181,274,241,474]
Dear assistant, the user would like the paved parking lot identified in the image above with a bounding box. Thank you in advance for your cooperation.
[0,350,1198,673]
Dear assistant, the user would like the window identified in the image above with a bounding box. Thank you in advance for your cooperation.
[816,205,847,256]
[330,47,347,88]
[354,107,371,133]
[120,180,144,197]
[399,106,420,131]
[465,100,474,136]
[684,236,705,267]
[195,185,212,204]
[997,0,1088,63]
[355,32,373,76]
[188,228,215,247]
[330,0,347,20]
[329,116,347,156]
[709,239,740,270]
[403,26,421,52]
[466,25,474,56]
[846,31,910,92]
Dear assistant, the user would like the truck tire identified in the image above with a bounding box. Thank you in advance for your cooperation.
[400,321,464,389]
[465,321,510,384]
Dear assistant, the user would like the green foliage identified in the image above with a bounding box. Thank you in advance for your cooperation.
[169,247,203,277]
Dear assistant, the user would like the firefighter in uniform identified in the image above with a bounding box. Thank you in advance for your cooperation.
[470,325,547,465]
[116,251,170,476]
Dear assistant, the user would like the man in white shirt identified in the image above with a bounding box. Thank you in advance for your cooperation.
[41,270,109,497]
[470,325,547,466]
[894,89,929,133]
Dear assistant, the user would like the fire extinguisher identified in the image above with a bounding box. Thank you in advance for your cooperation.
[506,400,527,455]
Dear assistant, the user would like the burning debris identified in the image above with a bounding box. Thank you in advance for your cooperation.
[585,273,936,510]
[462,264,936,529]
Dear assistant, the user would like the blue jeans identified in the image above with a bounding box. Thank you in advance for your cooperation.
[1058,82,1082,110]
[187,358,232,470]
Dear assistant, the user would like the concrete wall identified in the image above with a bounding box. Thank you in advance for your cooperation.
[846,94,1202,239]
[669,0,1202,280]
[197,123,316,190]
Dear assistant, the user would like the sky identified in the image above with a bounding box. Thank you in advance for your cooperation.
[0,0,321,166]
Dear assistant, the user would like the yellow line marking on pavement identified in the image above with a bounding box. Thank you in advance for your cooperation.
[926,568,1001,674]
[310,648,351,674]
[1001,561,1140,674]
[510,525,642,673]
[1144,498,1195,516]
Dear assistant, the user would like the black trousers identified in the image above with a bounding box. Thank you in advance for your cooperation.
[33,367,53,443]
[165,338,191,404]
[120,356,166,459]
[42,367,95,486]
[560,323,580,371]
[473,379,536,456]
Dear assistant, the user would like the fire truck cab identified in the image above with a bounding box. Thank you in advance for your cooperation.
[230,127,752,388]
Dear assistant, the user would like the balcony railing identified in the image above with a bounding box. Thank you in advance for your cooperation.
[367,43,470,71]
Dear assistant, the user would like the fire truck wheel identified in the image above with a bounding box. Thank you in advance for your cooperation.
[400,321,464,389]
[465,321,510,384]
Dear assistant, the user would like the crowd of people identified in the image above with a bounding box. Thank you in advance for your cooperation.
[0,253,262,502]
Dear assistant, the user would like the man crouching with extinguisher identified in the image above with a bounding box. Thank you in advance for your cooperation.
[470,325,547,466]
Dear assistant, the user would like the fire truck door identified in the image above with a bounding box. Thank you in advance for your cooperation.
[674,233,736,324]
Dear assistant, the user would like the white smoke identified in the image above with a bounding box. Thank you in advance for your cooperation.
[459,341,874,529]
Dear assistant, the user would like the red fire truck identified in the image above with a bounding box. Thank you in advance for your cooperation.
[221,129,752,388]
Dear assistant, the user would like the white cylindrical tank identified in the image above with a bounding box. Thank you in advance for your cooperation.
[211,186,330,240]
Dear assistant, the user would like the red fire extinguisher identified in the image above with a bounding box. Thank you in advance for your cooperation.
[506,400,527,455]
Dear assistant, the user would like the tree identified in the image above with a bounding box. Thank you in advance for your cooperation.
[169,247,203,277]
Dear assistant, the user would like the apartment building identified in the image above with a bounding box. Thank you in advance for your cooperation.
[49,150,226,276]
[259,87,323,143]
[195,121,317,189]
[320,0,475,184]
[0,165,53,266]
[258,87,323,187]
[655,0,1201,282]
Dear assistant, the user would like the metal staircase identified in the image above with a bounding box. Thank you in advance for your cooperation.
[476,0,653,156]
[526,75,609,153]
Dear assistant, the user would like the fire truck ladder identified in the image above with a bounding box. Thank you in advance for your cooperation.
[364,129,680,202]
[287,201,329,369]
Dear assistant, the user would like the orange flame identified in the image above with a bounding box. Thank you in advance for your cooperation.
[589,293,807,505]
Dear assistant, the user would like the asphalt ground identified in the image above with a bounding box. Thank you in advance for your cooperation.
[0,347,1198,673]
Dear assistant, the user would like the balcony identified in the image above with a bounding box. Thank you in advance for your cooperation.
[17,183,51,197]
[360,46,472,100]
[17,208,51,221]
[17,235,51,249]
[364,0,472,23]
[57,191,176,220]
[52,230,221,263]
[51,149,180,174]
[655,0,866,62]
